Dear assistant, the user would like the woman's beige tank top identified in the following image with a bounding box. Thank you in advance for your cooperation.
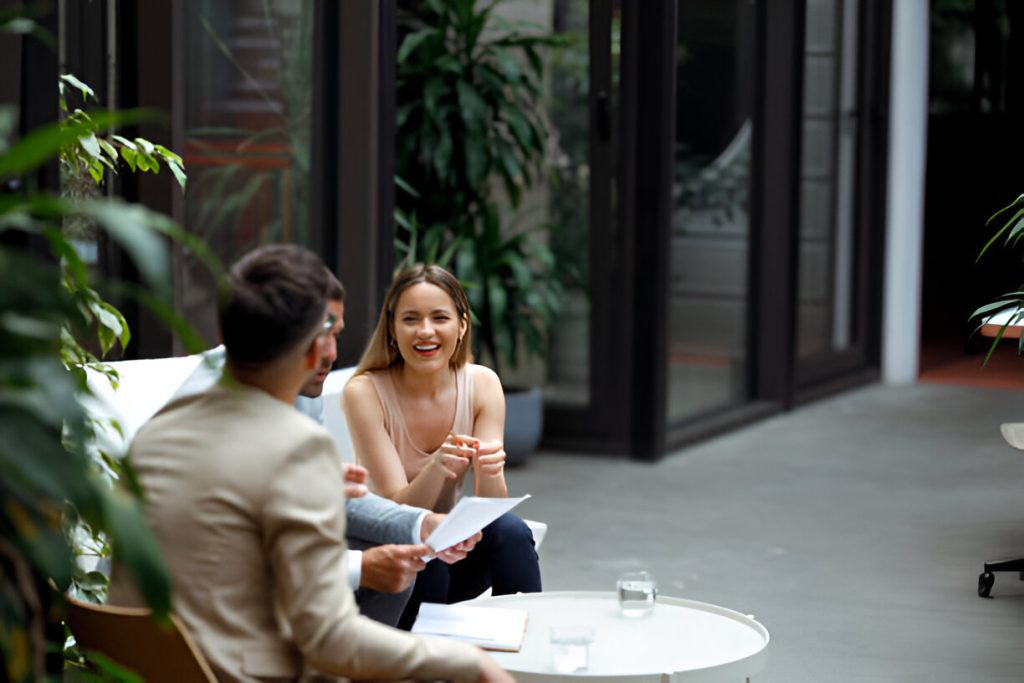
[366,365,474,512]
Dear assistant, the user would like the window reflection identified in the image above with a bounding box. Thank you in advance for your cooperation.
[668,1,755,423]
[179,0,314,343]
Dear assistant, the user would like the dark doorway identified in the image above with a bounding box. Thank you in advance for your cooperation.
[921,0,1024,389]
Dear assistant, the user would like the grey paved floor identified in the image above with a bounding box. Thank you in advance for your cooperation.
[506,382,1024,682]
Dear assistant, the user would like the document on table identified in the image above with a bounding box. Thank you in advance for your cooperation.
[424,494,531,555]
[411,602,528,652]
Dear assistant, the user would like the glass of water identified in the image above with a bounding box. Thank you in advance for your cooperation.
[549,626,594,673]
[617,570,657,616]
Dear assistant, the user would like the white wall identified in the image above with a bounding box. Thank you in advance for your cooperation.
[882,0,930,384]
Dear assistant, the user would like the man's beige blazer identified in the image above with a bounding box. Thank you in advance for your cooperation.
[108,381,479,682]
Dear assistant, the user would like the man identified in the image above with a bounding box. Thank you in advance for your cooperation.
[175,271,477,627]
[108,245,511,682]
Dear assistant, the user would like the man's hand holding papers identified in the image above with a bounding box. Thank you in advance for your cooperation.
[423,495,532,559]
[422,512,483,564]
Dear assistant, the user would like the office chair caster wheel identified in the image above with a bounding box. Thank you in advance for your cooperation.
[979,572,995,598]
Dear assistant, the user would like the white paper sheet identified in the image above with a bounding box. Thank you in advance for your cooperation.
[424,494,531,555]
[412,602,528,651]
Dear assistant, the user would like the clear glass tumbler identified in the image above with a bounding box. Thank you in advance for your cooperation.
[617,570,657,617]
[549,625,594,673]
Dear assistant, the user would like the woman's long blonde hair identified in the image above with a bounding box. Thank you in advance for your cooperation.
[355,263,473,375]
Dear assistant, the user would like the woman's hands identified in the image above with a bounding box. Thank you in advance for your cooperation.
[473,439,506,478]
[431,432,476,479]
[435,433,506,478]
[433,433,508,499]
[342,463,369,498]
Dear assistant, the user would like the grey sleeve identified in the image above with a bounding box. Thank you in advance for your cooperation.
[345,492,425,546]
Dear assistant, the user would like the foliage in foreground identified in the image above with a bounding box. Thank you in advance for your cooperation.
[0,72,215,680]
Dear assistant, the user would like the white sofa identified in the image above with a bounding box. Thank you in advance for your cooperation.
[84,356,545,549]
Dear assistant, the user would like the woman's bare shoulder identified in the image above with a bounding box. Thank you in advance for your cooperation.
[343,372,376,400]
[467,363,503,402]
[467,362,501,387]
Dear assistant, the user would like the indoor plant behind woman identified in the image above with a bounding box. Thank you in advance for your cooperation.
[343,263,541,629]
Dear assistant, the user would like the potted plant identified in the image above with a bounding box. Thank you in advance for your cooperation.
[970,193,1024,360]
[393,0,565,464]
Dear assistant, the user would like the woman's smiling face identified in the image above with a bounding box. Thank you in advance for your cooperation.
[392,282,467,370]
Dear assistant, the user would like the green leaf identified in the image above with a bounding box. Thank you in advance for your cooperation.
[60,73,96,102]
[2,16,56,49]
[423,77,447,120]
[456,81,487,132]
[969,299,1021,320]
[79,132,102,161]
[463,136,487,191]
[978,204,1024,262]
[0,110,146,178]
[500,103,535,152]
[984,193,1024,227]
[120,282,210,354]
[103,490,171,617]
[1008,216,1024,245]
[395,175,420,198]
[0,414,92,515]
[120,146,137,172]
[435,55,461,72]
[523,43,542,78]
[143,153,160,174]
[433,128,453,182]
[97,137,119,162]
[90,301,127,355]
[398,28,434,63]
[74,199,172,293]
[153,144,183,165]
[166,159,187,192]
[110,134,137,151]
[133,138,155,156]
[493,48,522,85]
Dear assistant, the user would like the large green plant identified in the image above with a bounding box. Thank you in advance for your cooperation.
[394,0,565,378]
[0,63,214,680]
[969,193,1024,361]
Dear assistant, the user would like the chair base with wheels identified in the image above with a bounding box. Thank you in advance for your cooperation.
[978,558,1024,598]
[978,424,1024,599]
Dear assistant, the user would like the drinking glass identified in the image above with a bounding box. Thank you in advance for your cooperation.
[617,570,657,616]
[549,625,593,673]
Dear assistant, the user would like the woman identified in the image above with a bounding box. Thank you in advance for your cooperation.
[343,263,541,629]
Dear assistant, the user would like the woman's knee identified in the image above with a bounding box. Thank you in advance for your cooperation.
[485,514,536,549]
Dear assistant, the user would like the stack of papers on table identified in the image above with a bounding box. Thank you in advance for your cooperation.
[411,602,528,652]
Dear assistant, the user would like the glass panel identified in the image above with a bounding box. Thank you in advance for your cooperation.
[668,0,756,423]
[180,0,315,343]
[796,0,859,358]
[494,0,594,408]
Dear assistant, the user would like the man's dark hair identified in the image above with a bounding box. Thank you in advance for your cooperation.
[327,271,345,303]
[219,244,329,365]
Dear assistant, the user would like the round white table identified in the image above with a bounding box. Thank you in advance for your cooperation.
[467,591,769,682]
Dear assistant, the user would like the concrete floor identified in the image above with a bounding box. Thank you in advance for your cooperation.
[506,382,1024,682]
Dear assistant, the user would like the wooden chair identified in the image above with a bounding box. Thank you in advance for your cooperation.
[65,595,217,682]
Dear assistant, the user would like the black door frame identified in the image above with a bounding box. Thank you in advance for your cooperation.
[618,0,888,460]
[540,0,636,455]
